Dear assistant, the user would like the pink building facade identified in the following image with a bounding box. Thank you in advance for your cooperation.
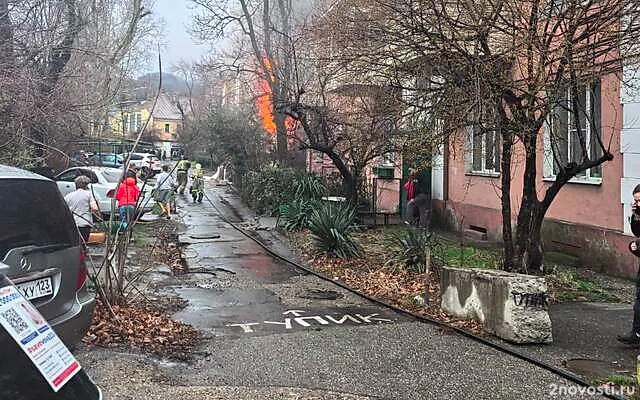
[432,71,640,278]
[307,150,403,213]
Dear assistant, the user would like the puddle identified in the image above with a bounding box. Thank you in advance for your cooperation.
[173,287,281,310]
[172,287,283,332]
[241,255,308,283]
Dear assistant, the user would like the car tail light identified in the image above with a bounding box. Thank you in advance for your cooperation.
[77,250,88,289]
[106,189,115,198]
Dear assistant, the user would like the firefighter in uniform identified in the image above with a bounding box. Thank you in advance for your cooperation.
[176,156,190,195]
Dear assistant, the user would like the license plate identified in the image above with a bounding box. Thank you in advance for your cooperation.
[16,277,53,300]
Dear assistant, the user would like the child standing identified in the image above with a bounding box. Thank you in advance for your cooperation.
[115,176,140,231]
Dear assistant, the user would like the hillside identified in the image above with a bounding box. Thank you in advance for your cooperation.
[137,72,189,95]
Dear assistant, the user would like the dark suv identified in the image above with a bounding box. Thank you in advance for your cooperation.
[0,165,95,346]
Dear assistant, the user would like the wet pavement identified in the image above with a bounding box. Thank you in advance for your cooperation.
[151,182,596,399]
[77,179,619,399]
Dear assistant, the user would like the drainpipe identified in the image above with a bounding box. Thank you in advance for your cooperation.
[443,134,450,204]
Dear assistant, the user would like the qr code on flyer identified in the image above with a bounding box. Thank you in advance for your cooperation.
[1,308,29,335]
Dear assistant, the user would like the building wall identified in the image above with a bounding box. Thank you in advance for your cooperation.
[435,72,637,277]
[307,149,403,212]
[621,64,640,234]
[152,118,181,142]
[108,108,151,138]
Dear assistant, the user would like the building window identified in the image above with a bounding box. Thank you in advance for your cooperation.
[381,152,394,167]
[544,81,602,180]
[135,114,142,132]
[164,123,170,133]
[466,105,500,175]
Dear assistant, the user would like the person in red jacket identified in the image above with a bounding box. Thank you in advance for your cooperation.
[115,177,141,230]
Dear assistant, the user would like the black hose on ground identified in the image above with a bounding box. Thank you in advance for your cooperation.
[200,189,625,400]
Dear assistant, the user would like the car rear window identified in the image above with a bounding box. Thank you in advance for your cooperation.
[0,180,78,260]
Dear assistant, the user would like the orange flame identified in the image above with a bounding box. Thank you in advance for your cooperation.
[257,58,276,136]
[256,57,296,137]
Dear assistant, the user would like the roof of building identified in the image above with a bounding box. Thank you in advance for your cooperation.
[152,93,182,120]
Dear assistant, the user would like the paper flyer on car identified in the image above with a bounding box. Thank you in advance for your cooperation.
[0,284,81,392]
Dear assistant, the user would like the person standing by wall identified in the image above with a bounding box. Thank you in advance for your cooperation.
[404,168,430,228]
[618,184,640,345]
[176,155,190,195]
[64,175,100,244]
[404,168,417,225]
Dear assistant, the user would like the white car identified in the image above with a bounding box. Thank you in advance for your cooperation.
[120,153,161,176]
[54,166,156,216]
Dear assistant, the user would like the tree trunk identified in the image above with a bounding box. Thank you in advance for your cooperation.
[349,167,361,205]
[273,107,288,164]
[512,132,542,274]
[500,129,515,271]
[322,148,355,201]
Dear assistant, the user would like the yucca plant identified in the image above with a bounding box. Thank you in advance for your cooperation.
[282,199,317,231]
[387,228,436,273]
[294,173,326,200]
[307,202,361,258]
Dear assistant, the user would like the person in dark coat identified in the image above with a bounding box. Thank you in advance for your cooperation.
[618,184,640,344]
[404,168,429,227]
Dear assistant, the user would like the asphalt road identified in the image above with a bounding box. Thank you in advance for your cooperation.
[78,181,604,400]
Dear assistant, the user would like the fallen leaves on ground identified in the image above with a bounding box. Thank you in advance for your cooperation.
[289,229,486,336]
[84,300,200,360]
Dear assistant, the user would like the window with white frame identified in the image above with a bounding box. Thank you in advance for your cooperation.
[544,81,602,180]
[466,105,500,174]
[381,151,394,167]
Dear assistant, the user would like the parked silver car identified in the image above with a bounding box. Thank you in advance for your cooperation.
[0,165,95,347]
[54,166,156,217]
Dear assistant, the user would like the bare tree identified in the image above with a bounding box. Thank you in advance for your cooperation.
[0,0,155,166]
[321,0,640,272]
[191,0,296,163]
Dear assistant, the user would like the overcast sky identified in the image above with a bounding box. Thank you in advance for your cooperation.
[153,0,210,71]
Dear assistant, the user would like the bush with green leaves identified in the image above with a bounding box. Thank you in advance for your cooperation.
[282,198,318,231]
[240,166,298,215]
[307,202,361,258]
[386,228,436,273]
[294,173,326,200]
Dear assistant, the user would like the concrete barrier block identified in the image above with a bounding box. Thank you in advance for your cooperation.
[440,266,553,344]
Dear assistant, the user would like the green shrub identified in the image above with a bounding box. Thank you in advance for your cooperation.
[387,228,436,273]
[240,166,298,215]
[294,173,325,200]
[307,202,361,258]
[282,199,318,231]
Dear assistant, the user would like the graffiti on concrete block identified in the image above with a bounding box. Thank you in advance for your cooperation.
[511,291,548,308]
